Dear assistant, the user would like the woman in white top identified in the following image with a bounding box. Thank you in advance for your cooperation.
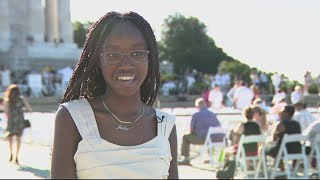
[50,12,178,179]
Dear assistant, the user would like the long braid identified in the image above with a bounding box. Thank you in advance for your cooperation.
[61,12,160,106]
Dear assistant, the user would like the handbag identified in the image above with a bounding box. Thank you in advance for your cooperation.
[24,119,31,128]
[216,159,236,179]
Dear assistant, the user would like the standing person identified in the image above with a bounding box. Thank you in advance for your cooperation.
[291,85,303,105]
[179,98,223,166]
[259,72,268,94]
[233,81,254,110]
[201,85,210,107]
[208,84,224,109]
[57,65,74,94]
[304,71,313,95]
[50,12,178,179]
[271,72,281,93]
[272,88,286,105]
[0,65,12,91]
[226,81,240,108]
[3,84,32,164]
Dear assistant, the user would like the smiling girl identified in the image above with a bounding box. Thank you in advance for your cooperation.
[50,12,178,179]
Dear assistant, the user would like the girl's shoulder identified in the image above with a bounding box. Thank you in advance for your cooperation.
[154,108,176,122]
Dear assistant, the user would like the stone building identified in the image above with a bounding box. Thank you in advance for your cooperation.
[0,0,81,74]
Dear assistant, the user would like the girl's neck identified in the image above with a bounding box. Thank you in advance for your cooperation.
[103,92,144,115]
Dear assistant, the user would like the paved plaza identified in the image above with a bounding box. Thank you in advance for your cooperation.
[0,107,319,179]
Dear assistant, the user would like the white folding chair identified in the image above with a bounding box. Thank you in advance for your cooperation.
[200,126,227,167]
[270,134,309,179]
[235,134,268,179]
[309,134,320,176]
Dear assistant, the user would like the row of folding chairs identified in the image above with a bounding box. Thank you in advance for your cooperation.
[234,133,320,179]
[200,126,320,179]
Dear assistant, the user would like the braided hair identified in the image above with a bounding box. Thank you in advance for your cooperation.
[61,12,160,106]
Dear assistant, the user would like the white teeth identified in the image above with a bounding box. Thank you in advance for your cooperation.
[117,76,135,81]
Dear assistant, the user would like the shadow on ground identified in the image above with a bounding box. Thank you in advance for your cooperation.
[17,165,50,179]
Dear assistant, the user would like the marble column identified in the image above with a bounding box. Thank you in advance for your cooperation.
[28,0,45,43]
[0,0,11,50]
[57,0,73,44]
[45,0,59,43]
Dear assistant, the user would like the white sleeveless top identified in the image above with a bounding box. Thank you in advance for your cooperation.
[61,99,176,179]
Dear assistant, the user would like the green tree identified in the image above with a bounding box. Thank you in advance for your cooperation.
[159,13,233,75]
[72,21,94,48]
[217,60,251,84]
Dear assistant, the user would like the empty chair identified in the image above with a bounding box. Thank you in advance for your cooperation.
[200,126,227,167]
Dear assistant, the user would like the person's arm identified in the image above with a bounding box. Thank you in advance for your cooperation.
[168,125,179,179]
[190,115,196,134]
[50,106,81,179]
[273,122,284,141]
[21,96,32,112]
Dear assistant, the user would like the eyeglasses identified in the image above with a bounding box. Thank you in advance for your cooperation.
[100,50,149,65]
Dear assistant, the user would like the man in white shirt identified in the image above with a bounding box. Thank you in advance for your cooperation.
[271,72,281,93]
[233,81,254,110]
[27,71,43,97]
[291,85,303,105]
[226,81,240,108]
[58,66,74,93]
[272,89,286,105]
[293,102,316,132]
[186,74,195,94]
[208,84,224,109]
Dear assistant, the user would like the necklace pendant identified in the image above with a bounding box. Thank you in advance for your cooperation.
[116,125,129,131]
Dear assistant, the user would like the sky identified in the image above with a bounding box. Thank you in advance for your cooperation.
[70,0,320,83]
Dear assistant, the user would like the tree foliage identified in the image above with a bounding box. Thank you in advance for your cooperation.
[158,13,233,75]
[217,60,252,84]
[72,21,93,48]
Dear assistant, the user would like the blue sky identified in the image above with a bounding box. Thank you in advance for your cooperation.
[70,0,320,83]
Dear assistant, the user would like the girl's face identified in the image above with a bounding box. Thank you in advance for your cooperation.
[100,21,148,97]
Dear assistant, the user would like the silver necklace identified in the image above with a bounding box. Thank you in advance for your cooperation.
[101,96,144,124]
[108,112,143,131]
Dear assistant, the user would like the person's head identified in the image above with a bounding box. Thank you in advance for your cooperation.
[243,106,254,120]
[252,105,268,131]
[213,84,219,91]
[195,98,206,109]
[294,101,307,111]
[61,12,160,106]
[294,85,302,92]
[279,105,295,120]
[4,84,21,104]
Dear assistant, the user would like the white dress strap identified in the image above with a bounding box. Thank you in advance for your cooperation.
[60,99,101,140]
[155,108,176,139]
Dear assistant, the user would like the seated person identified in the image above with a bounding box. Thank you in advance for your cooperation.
[179,98,223,166]
[293,101,316,132]
[265,105,301,159]
[226,106,261,158]
[303,119,320,168]
[252,105,269,135]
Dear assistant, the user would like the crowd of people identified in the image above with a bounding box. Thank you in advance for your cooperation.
[179,93,320,178]
[0,64,74,97]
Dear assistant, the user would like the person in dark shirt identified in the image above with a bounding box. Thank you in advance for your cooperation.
[265,105,301,159]
[229,106,261,156]
[179,98,222,166]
